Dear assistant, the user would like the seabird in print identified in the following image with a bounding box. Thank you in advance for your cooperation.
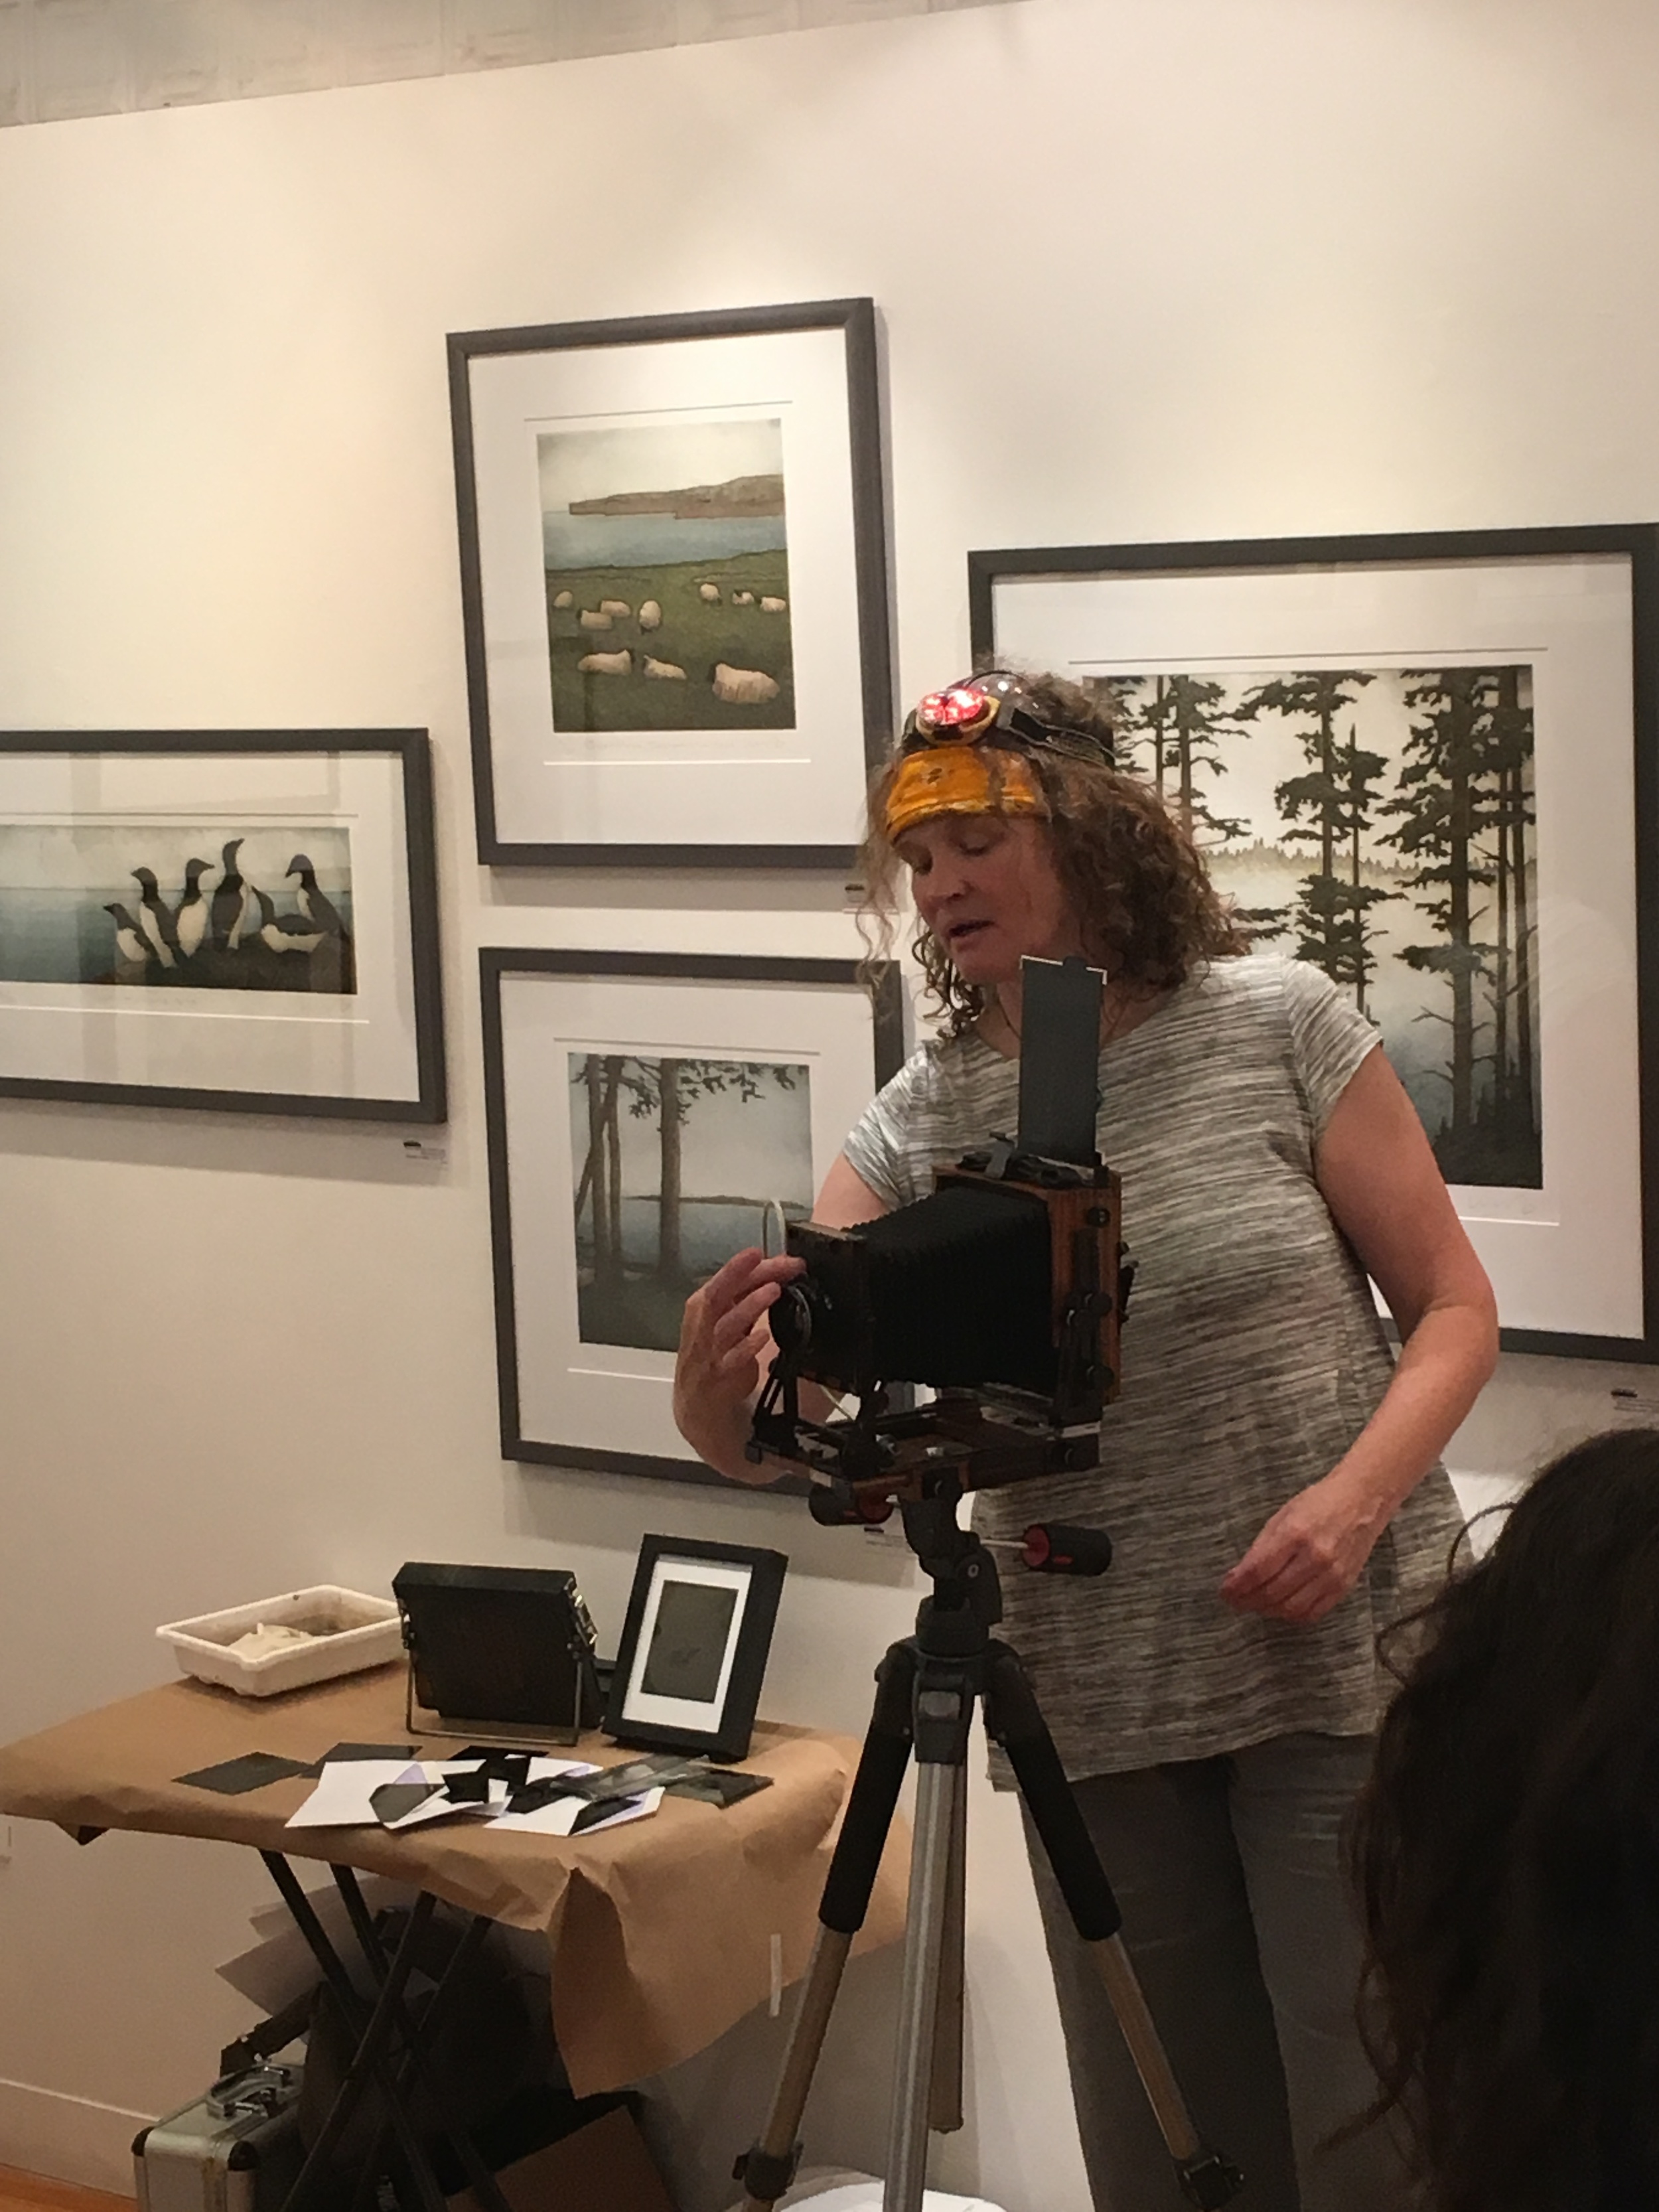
[210,839,247,950]
[103,902,152,976]
[173,859,213,959]
[285,854,348,940]
[131,869,179,968]
[253,887,326,957]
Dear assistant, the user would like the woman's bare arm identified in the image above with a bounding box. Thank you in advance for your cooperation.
[1219,1046,1499,1624]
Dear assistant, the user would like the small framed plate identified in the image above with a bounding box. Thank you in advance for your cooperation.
[603,1534,787,1762]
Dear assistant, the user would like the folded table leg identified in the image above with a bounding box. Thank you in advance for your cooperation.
[326,1867,516,2212]
[259,1852,452,2212]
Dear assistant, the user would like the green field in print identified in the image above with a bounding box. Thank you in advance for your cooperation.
[539,417,795,734]
[543,550,794,733]
[1094,666,1541,1188]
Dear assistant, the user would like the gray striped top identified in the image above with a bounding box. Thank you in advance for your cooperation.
[841,954,1465,1779]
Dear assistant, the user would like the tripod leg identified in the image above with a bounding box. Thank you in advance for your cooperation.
[735,1643,917,2211]
[737,1925,854,2211]
[885,1759,958,2212]
[885,1629,983,2212]
[927,1761,966,2135]
[985,1647,1244,2212]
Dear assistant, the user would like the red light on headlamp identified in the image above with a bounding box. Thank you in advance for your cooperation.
[914,683,997,738]
[896,668,1113,768]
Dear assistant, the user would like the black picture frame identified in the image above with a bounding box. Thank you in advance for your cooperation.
[604,1533,787,1763]
[449,297,893,869]
[0,729,446,1122]
[970,524,1659,1361]
[480,947,905,1485]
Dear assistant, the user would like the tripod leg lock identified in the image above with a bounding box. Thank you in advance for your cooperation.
[732,2143,802,2203]
[1177,2149,1246,2209]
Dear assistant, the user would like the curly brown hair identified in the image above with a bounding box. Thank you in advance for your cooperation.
[1348,1428,1659,2212]
[858,669,1245,1035]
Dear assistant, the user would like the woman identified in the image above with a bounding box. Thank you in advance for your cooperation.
[1350,1427,1659,2212]
[676,670,1498,2211]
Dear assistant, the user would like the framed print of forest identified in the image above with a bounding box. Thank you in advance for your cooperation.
[970,526,1659,1359]
[450,299,893,869]
[480,948,904,1483]
[0,731,445,1120]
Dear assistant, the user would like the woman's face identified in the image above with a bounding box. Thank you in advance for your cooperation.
[897,811,1083,986]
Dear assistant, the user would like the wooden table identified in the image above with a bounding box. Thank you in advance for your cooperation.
[0,1664,907,2099]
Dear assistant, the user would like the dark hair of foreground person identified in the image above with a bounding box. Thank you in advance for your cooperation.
[1350,1426,1659,2212]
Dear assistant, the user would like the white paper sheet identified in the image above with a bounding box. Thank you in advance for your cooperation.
[283,1755,606,1832]
[284,1759,422,1828]
[488,1785,664,1838]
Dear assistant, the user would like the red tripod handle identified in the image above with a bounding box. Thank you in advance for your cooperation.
[1021,1522,1114,1576]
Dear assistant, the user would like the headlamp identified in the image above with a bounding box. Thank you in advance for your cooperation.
[899,671,1110,762]
[885,672,1111,840]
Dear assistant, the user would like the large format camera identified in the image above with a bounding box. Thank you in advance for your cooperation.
[749,956,1130,1522]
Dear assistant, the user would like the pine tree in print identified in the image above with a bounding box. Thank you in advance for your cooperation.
[1089,664,1542,1187]
[569,1055,810,1351]
[1484,667,1538,1172]
[1382,669,1539,1185]
[1094,674,1249,841]
[1233,672,1396,1001]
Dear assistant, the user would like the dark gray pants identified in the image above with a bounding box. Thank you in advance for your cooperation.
[1022,1732,1415,2212]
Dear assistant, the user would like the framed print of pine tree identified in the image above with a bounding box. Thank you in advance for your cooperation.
[971,526,1659,1359]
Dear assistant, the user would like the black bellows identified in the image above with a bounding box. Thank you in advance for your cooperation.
[858,1181,1056,1394]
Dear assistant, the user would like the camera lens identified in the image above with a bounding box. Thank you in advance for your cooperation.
[770,1283,816,1359]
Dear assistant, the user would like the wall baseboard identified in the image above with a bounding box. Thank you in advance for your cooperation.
[0,2079,149,2197]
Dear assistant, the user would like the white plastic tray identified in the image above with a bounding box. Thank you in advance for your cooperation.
[157,1585,403,1698]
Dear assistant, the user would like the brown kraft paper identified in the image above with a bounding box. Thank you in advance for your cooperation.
[0,1666,910,2095]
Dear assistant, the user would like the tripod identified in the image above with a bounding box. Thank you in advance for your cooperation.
[732,1493,1244,2212]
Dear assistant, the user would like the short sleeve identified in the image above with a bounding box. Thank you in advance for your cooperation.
[1283,961,1382,1137]
[841,1050,930,1212]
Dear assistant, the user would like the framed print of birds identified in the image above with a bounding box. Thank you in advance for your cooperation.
[0,730,445,1120]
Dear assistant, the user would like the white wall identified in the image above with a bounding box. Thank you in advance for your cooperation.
[1,4,1658,2209]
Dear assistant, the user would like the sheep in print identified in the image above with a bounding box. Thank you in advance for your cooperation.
[711,663,780,705]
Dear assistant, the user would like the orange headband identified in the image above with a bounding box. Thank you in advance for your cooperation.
[884,744,1047,840]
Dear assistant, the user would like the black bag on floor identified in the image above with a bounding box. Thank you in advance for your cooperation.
[294,1907,547,2177]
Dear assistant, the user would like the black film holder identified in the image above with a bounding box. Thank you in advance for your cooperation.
[392,1562,604,1749]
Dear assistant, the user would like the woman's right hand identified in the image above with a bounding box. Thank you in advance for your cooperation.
[673,1245,805,1483]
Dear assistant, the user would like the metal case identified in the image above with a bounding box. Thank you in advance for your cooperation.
[133,2064,305,2212]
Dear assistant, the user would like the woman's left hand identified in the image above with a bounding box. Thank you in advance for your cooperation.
[1218,1469,1388,1625]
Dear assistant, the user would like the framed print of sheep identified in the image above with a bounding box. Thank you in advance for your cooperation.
[449,299,893,868]
[480,947,904,1483]
[0,731,446,1120]
[970,522,1659,1361]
